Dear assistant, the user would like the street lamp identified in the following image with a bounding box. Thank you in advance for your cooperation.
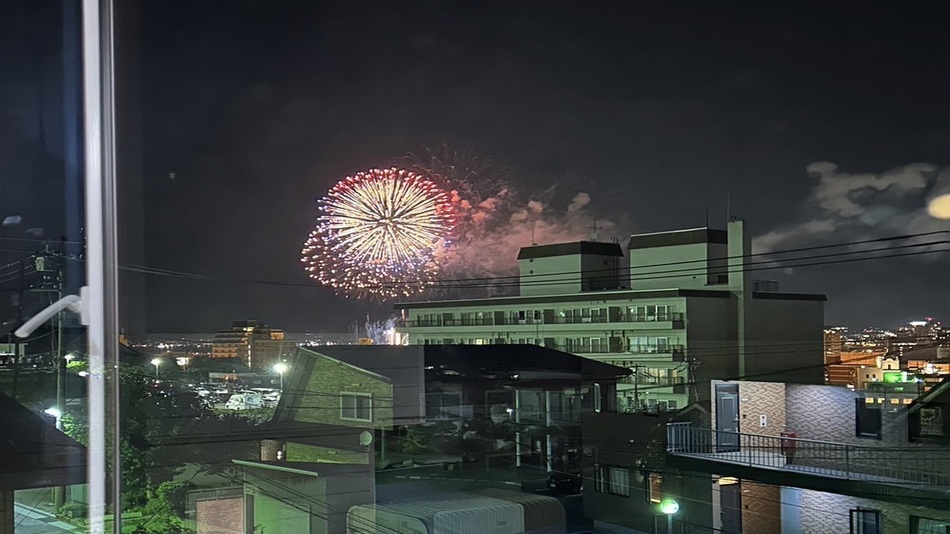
[44,407,63,429]
[659,498,679,534]
[151,358,161,377]
[273,362,289,390]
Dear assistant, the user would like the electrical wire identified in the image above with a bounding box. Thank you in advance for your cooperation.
[45,230,950,291]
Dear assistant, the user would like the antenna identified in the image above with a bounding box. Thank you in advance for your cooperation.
[726,189,731,223]
[588,220,602,241]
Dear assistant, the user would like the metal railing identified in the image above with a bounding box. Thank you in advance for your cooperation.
[398,312,684,328]
[548,344,685,355]
[666,423,950,485]
[619,374,687,387]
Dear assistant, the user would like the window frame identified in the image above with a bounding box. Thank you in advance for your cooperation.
[855,398,882,439]
[910,515,950,534]
[340,392,373,422]
[594,463,630,497]
[849,508,882,534]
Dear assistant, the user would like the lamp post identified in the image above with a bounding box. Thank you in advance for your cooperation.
[273,362,288,390]
[659,499,679,534]
[151,358,161,377]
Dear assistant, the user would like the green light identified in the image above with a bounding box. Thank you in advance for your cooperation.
[883,372,903,383]
[659,499,679,515]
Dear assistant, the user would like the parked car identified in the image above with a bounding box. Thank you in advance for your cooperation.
[225,392,263,410]
[547,471,583,495]
[250,388,280,407]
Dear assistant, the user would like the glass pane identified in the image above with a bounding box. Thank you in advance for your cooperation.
[3,1,92,530]
[69,2,950,534]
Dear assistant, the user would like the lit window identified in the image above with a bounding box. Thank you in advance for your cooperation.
[341,393,372,421]
[647,473,663,503]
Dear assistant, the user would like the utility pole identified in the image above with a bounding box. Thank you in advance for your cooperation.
[11,260,24,400]
[53,255,66,511]
[633,363,641,413]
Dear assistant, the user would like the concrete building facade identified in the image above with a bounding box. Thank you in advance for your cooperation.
[395,220,826,411]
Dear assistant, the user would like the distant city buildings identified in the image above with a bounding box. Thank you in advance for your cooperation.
[824,318,950,393]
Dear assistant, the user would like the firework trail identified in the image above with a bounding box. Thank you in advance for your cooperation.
[301,167,458,299]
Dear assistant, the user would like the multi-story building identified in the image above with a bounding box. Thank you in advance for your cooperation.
[664,378,950,533]
[395,220,826,411]
[824,329,843,365]
[210,320,295,370]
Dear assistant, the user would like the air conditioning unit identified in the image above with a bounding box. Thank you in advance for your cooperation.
[518,319,527,325]
[581,317,592,323]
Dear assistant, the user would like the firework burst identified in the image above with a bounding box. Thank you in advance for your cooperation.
[301,167,458,299]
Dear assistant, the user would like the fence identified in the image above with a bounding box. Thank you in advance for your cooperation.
[666,422,950,485]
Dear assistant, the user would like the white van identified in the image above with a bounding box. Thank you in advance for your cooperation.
[251,388,280,405]
[225,392,263,410]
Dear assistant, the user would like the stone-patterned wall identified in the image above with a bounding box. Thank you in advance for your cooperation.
[739,481,781,534]
[291,353,393,428]
[196,496,244,534]
[797,487,950,534]
[738,382,786,438]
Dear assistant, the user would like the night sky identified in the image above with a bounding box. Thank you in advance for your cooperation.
[3,1,950,333]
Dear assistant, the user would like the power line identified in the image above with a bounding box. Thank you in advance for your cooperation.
[51,230,950,291]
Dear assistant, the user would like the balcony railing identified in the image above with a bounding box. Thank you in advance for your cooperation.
[619,375,687,387]
[398,312,684,328]
[548,344,685,355]
[666,423,950,486]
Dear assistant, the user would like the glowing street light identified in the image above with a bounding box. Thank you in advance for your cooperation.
[151,358,162,377]
[45,407,63,431]
[273,362,289,390]
[659,499,679,534]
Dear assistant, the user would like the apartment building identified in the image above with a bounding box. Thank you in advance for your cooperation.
[210,320,295,370]
[664,378,950,533]
[395,220,826,411]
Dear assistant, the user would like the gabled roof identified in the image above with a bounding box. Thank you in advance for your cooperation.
[0,392,86,491]
[906,376,950,414]
[316,344,632,381]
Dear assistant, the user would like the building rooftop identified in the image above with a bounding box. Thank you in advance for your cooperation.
[627,227,728,249]
[516,241,624,260]
[0,392,87,491]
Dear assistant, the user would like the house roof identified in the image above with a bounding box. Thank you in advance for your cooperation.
[517,241,624,260]
[628,227,728,249]
[906,376,950,414]
[316,344,632,380]
[0,392,86,491]
[234,459,371,477]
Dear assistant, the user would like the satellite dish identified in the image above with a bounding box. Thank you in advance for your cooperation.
[359,430,373,447]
